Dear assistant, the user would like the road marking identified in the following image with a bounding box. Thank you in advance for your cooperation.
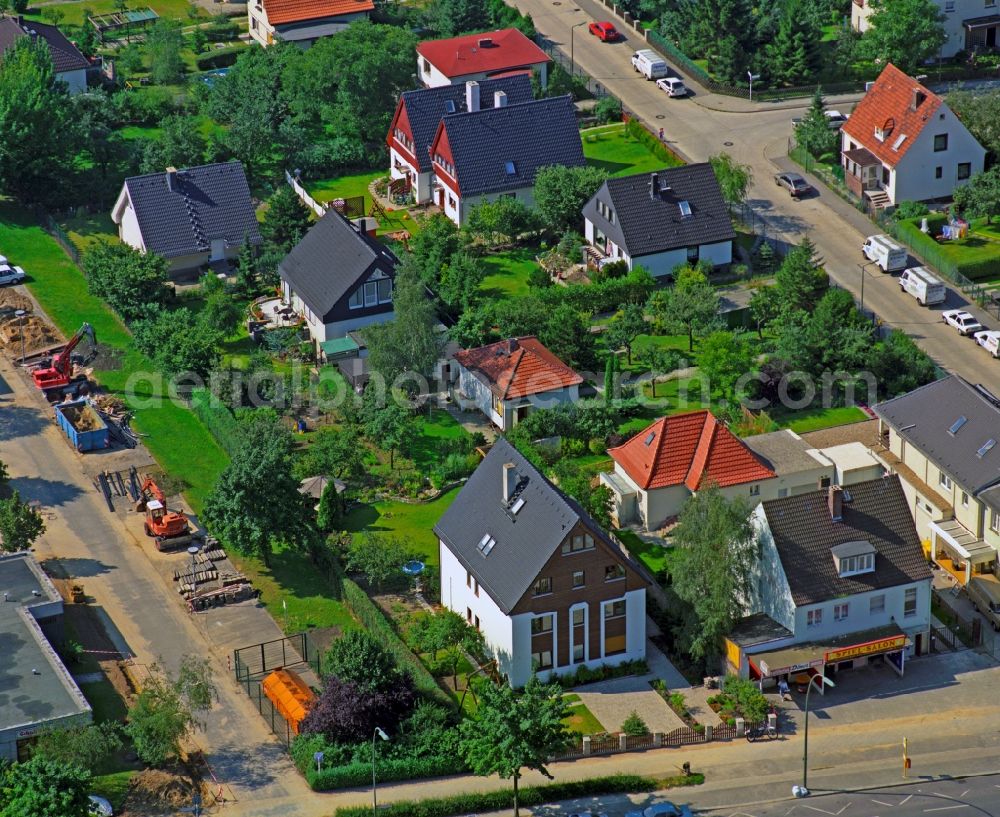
[801,805,851,815]
[900,797,912,805]
[923,807,970,813]
[870,799,894,806]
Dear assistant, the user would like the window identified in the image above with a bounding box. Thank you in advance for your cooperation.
[686,246,699,264]
[474,579,479,597]
[348,288,363,309]
[678,200,692,218]
[596,200,616,225]
[466,607,472,623]
[533,576,552,596]
[477,533,496,556]
[376,277,392,303]
[573,570,585,589]
[604,600,626,619]
[870,594,885,615]
[572,607,585,626]
[939,472,953,490]
[834,603,849,622]
[572,643,584,663]
[958,162,972,180]
[935,166,943,179]
[605,564,626,582]
[504,161,516,175]
[778,488,788,498]
[838,553,875,576]
[466,571,471,588]
[562,533,595,554]
[944,0,955,10]
[962,491,969,508]
[991,510,1000,533]
[749,484,760,497]
[904,587,918,617]
[807,608,823,627]
[448,195,456,209]
[474,615,480,630]
[531,614,553,635]
[532,650,553,670]
[251,16,258,30]
[422,58,431,74]
[934,134,949,152]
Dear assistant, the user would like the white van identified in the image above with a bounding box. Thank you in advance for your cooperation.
[862,234,908,273]
[899,266,946,306]
[631,50,669,80]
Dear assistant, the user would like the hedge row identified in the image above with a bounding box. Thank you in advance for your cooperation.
[340,577,453,707]
[893,217,1000,282]
[196,46,242,71]
[624,118,685,168]
[535,269,656,314]
[189,388,241,457]
[308,753,468,791]
[334,773,703,817]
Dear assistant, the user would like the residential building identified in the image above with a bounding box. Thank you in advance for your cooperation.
[0,16,90,94]
[851,0,998,59]
[872,376,1000,585]
[278,208,398,356]
[435,438,651,687]
[112,162,261,278]
[727,477,933,686]
[451,336,582,431]
[0,553,91,761]
[428,95,584,226]
[581,165,735,278]
[416,28,549,89]
[387,75,533,204]
[247,0,373,47]
[840,64,985,209]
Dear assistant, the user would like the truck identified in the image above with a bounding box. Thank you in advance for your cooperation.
[898,266,946,306]
[862,234,908,273]
[631,50,669,80]
[968,574,1000,631]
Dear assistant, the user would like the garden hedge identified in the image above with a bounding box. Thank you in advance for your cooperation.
[894,217,1000,282]
[196,46,242,71]
[624,118,684,168]
[309,754,468,791]
[189,388,241,457]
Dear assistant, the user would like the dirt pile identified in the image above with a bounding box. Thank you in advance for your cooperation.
[122,769,205,815]
[0,289,32,314]
[60,402,104,431]
[0,314,61,356]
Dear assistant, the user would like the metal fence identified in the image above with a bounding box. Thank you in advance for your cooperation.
[36,208,81,264]
[536,39,610,99]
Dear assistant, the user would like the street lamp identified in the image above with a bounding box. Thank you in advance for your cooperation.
[14,309,25,364]
[372,726,389,817]
[748,71,760,102]
[797,673,835,797]
[570,21,587,76]
[858,260,877,315]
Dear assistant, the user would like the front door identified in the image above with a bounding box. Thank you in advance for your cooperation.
[988,25,997,48]
[209,238,226,261]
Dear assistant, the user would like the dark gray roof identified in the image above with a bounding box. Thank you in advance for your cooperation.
[434,438,644,614]
[582,163,736,258]
[761,475,932,607]
[0,16,89,74]
[278,208,397,319]
[399,75,533,174]
[440,96,584,197]
[873,376,1000,496]
[124,162,260,259]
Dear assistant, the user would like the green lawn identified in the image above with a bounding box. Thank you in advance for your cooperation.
[617,529,669,575]
[582,123,675,177]
[58,212,118,253]
[90,771,136,812]
[479,247,540,299]
[306,169,419,235]
[24,0,206,27]
[79,679,128,723]
[562,694,606,735]
[407,408,471,471]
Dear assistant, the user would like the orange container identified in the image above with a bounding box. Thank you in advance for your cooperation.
[262,669,315,735]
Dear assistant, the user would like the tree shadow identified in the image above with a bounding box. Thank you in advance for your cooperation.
[0,404,47,441]
[585,158,634,175]
[9,476,83,507]
[206,740,281,790]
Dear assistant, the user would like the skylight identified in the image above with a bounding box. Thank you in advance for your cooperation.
[505,161,516,175]
[644,431,656,447]
[510,497,526,515]
[477,533,497,556]
[445,100,456,114]
[678,200,692,217]
[949,416,967,435]
[891,133,907,151]
[977,439,997,459]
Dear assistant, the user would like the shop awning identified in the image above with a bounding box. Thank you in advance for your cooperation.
[750,644,825,678]
[749,624,907,677]
[930,519,996,566]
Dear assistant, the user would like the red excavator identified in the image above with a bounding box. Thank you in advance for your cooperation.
[135,477,194,551]
[32,323,97,391]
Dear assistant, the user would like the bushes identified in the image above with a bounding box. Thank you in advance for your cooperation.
[593,95,623,125]
[204,19,240,41]
[309,754,467,791]
[624,118,684,167]
[555,659,649,688]
[189,389,241,457]
[621,711,649,736]
[196,46,242,71]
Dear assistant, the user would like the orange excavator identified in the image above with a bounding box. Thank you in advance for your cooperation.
[135,477,194,551]
[32,323,97,391]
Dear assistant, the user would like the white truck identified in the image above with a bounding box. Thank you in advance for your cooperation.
[898,266,946,306]
[862,234,908,273]
[631,50,669,80]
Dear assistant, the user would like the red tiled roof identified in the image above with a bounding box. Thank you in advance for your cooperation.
[840,63,942,168]
[416,28,550,78]
[453,336,582,400]
[608,411,775,491]
[262,0,373,26]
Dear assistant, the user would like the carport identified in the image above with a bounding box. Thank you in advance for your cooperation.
[929,519,996,586]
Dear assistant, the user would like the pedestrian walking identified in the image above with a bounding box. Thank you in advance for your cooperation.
[658,127,664,141]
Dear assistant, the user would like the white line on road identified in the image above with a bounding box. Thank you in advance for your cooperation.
[923,806,970,812]
[870,799,895,806]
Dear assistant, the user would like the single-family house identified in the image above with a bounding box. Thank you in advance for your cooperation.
[840,64,985,209]
[112,162,261,278]
[247,0,373,47]
[278,208,398,356]
[582,165,735,278]
[726,477,932,688]
[435,438,651,687]
[429,95,583,226]
[872,376,1000,585]
[851,0,997,59]
[0,16,90,94]
[416,27,550,89]
[451,336,582,431]
[387,75,533,204]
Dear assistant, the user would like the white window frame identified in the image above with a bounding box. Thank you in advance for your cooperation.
[904,587,918,617]
[834,603,849,622]
[572,607,585,626]
[532,649,553,670]
[604,599,626,620]
[531,614,553,635]
[807,608,823,627]
[992,510,1000,533]
[939,471,953,490]
[870,594,885,615]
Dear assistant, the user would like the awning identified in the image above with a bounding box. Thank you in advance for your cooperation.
[964,13,1000,28]
[751,644,825,678]
[320,336,360,359]
[843,147,880,166]
[930,519,996,565]
[750,624,907,677]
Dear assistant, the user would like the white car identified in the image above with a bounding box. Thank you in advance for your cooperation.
[825,110,849,129]
[942,309,985,336]
[655,76,688,97]
[975,330,1000,358]
[0,265,25,286]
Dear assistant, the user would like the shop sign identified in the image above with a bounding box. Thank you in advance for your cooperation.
[759,656,823,677]
[825,634,906,663]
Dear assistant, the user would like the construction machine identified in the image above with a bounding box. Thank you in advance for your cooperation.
[135,476,194,551]
[32,323,98,391]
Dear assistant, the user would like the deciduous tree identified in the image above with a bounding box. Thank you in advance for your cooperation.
[0,757,91,817]
[533,165,609,234]
[362,398,413,469]
[748,285,781,339]
[140,114,207,173]
[345,531,410,591]
[132,307,222,379]
[466,197,537,247]
[867,328,937,399]
[696,330,756,403]
[647,265,720,351]
[82,241,169,323]
[438,251,484,312]
[32,722,123,773]
[0,490,45,553]
[947,88,1000,163]
[323,630,400,690]
[709,152,753,206]
[641,345,683,398]
[300,674,416,743]
[953,165,1000,225]
[147,19,184,84]
[859,0,946,73]
[603,303,647,365]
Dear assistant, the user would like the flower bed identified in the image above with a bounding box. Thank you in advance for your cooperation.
[706,676,768,725]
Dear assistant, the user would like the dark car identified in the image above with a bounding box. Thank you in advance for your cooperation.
[589,21,620,41]
[774,172,812,198]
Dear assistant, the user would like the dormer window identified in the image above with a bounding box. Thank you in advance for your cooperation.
[874,118,894,142]
[830,540,876,577]
[596,199,615,224]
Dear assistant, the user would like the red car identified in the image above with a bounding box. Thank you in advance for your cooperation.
[588,21,620,41]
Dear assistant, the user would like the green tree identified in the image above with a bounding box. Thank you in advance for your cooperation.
[752,240,778,277]
[362,397,412,469]
[696,330,756,403]
[407,214,460,288]
[235,237,261,295]
[132,307,222,379]
[147,19,184,84]
[322,629,400,689]
[345,531,410,591]
[314,480,344,532]
[438,251,484,312]
[0,490,45,552]
[0,757,91,817]
[411,609,484,689]
[540,302,597,370]
[670,484,758,660]
[459,676,570,817]
[553,461,613,530]
[82,241,169,323]
[298,426,365,481]
[867,328,937,399]
[533,165,609,234]
[775,288,871,378]
[621,711,649,736]
[748,285,781,339]
[201,274,242,335]
[603,303,647,365]
[795,88,837,159]
[603,355,615,405]
[261,185,313,253]
[31,722,123,772]
[709,152,753,206]
[434,0,490,36]
[953,166,1000,224]
[647,265,720,351]
[466,197,537,247]
[774,237,828,314]
[140,114,207,173]
[859,0,946,73]
[764,0,820,86]
[642,345,682,398]
[946,88,1000,163]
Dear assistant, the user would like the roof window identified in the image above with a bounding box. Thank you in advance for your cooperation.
[444,99,456,114]
[505,161,516,175]
[948,416,967,435]
[830,540,876,577]
[678,200,692,218]
[978,439,997,459]
[510,496,525,515]
[644,431,656,447]
[477,533,497,556]
[891,133,907,151]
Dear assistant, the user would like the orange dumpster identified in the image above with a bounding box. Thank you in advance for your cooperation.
[262,668,315,735]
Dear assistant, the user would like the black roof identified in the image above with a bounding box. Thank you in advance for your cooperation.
[582,163,736,258]
[0,16,89,73]
[123,162,260,259]
[278,209,398,319]
[399,75,533,174]
[760,475,931,607]
[440,96,584,197]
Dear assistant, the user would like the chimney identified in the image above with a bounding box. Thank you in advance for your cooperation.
[507,337,519,354]
[494,90,508,108]
[649,172,659,200]
[478,37,493,48]
[911,88,926,111]
[502,462,518,502]
[166,166,177,192]
[828,485,843,522]
[466,80,480,112]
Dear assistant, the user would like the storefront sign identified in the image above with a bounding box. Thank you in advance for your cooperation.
[825,634,906,663]
[759,657,824,677]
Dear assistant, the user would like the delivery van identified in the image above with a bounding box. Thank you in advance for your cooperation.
[631,50,669,80]
[899,266,946,306]
[862,234,908,273]
[968,574,1000,631]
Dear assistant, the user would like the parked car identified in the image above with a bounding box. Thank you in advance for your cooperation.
[0,265,25,286]
[631,49,669,80]
[898,266,946,306]
[588,21,620,41]
[974,329,1000,358]
[641,803,694,817]
[656,76,688,97]
[774,172,812,198]
[968,574,1000,630]
[942,309,985,336]
[862,234,908,273]
[825,110,849,129]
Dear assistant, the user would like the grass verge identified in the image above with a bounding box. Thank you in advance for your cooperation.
[79,679,129,724]
[582,123,678,177]
[90,771,136,811]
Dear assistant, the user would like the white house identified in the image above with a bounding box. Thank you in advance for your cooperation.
[851,0,998,58]
[247,0,373,47]
[416,27,550,89]
[0,16,89,94]
[841,64,986,209]
[434,439,651,687]
[581,165,735,278]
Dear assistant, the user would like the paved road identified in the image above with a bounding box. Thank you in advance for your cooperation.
[512,0,1000,398]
